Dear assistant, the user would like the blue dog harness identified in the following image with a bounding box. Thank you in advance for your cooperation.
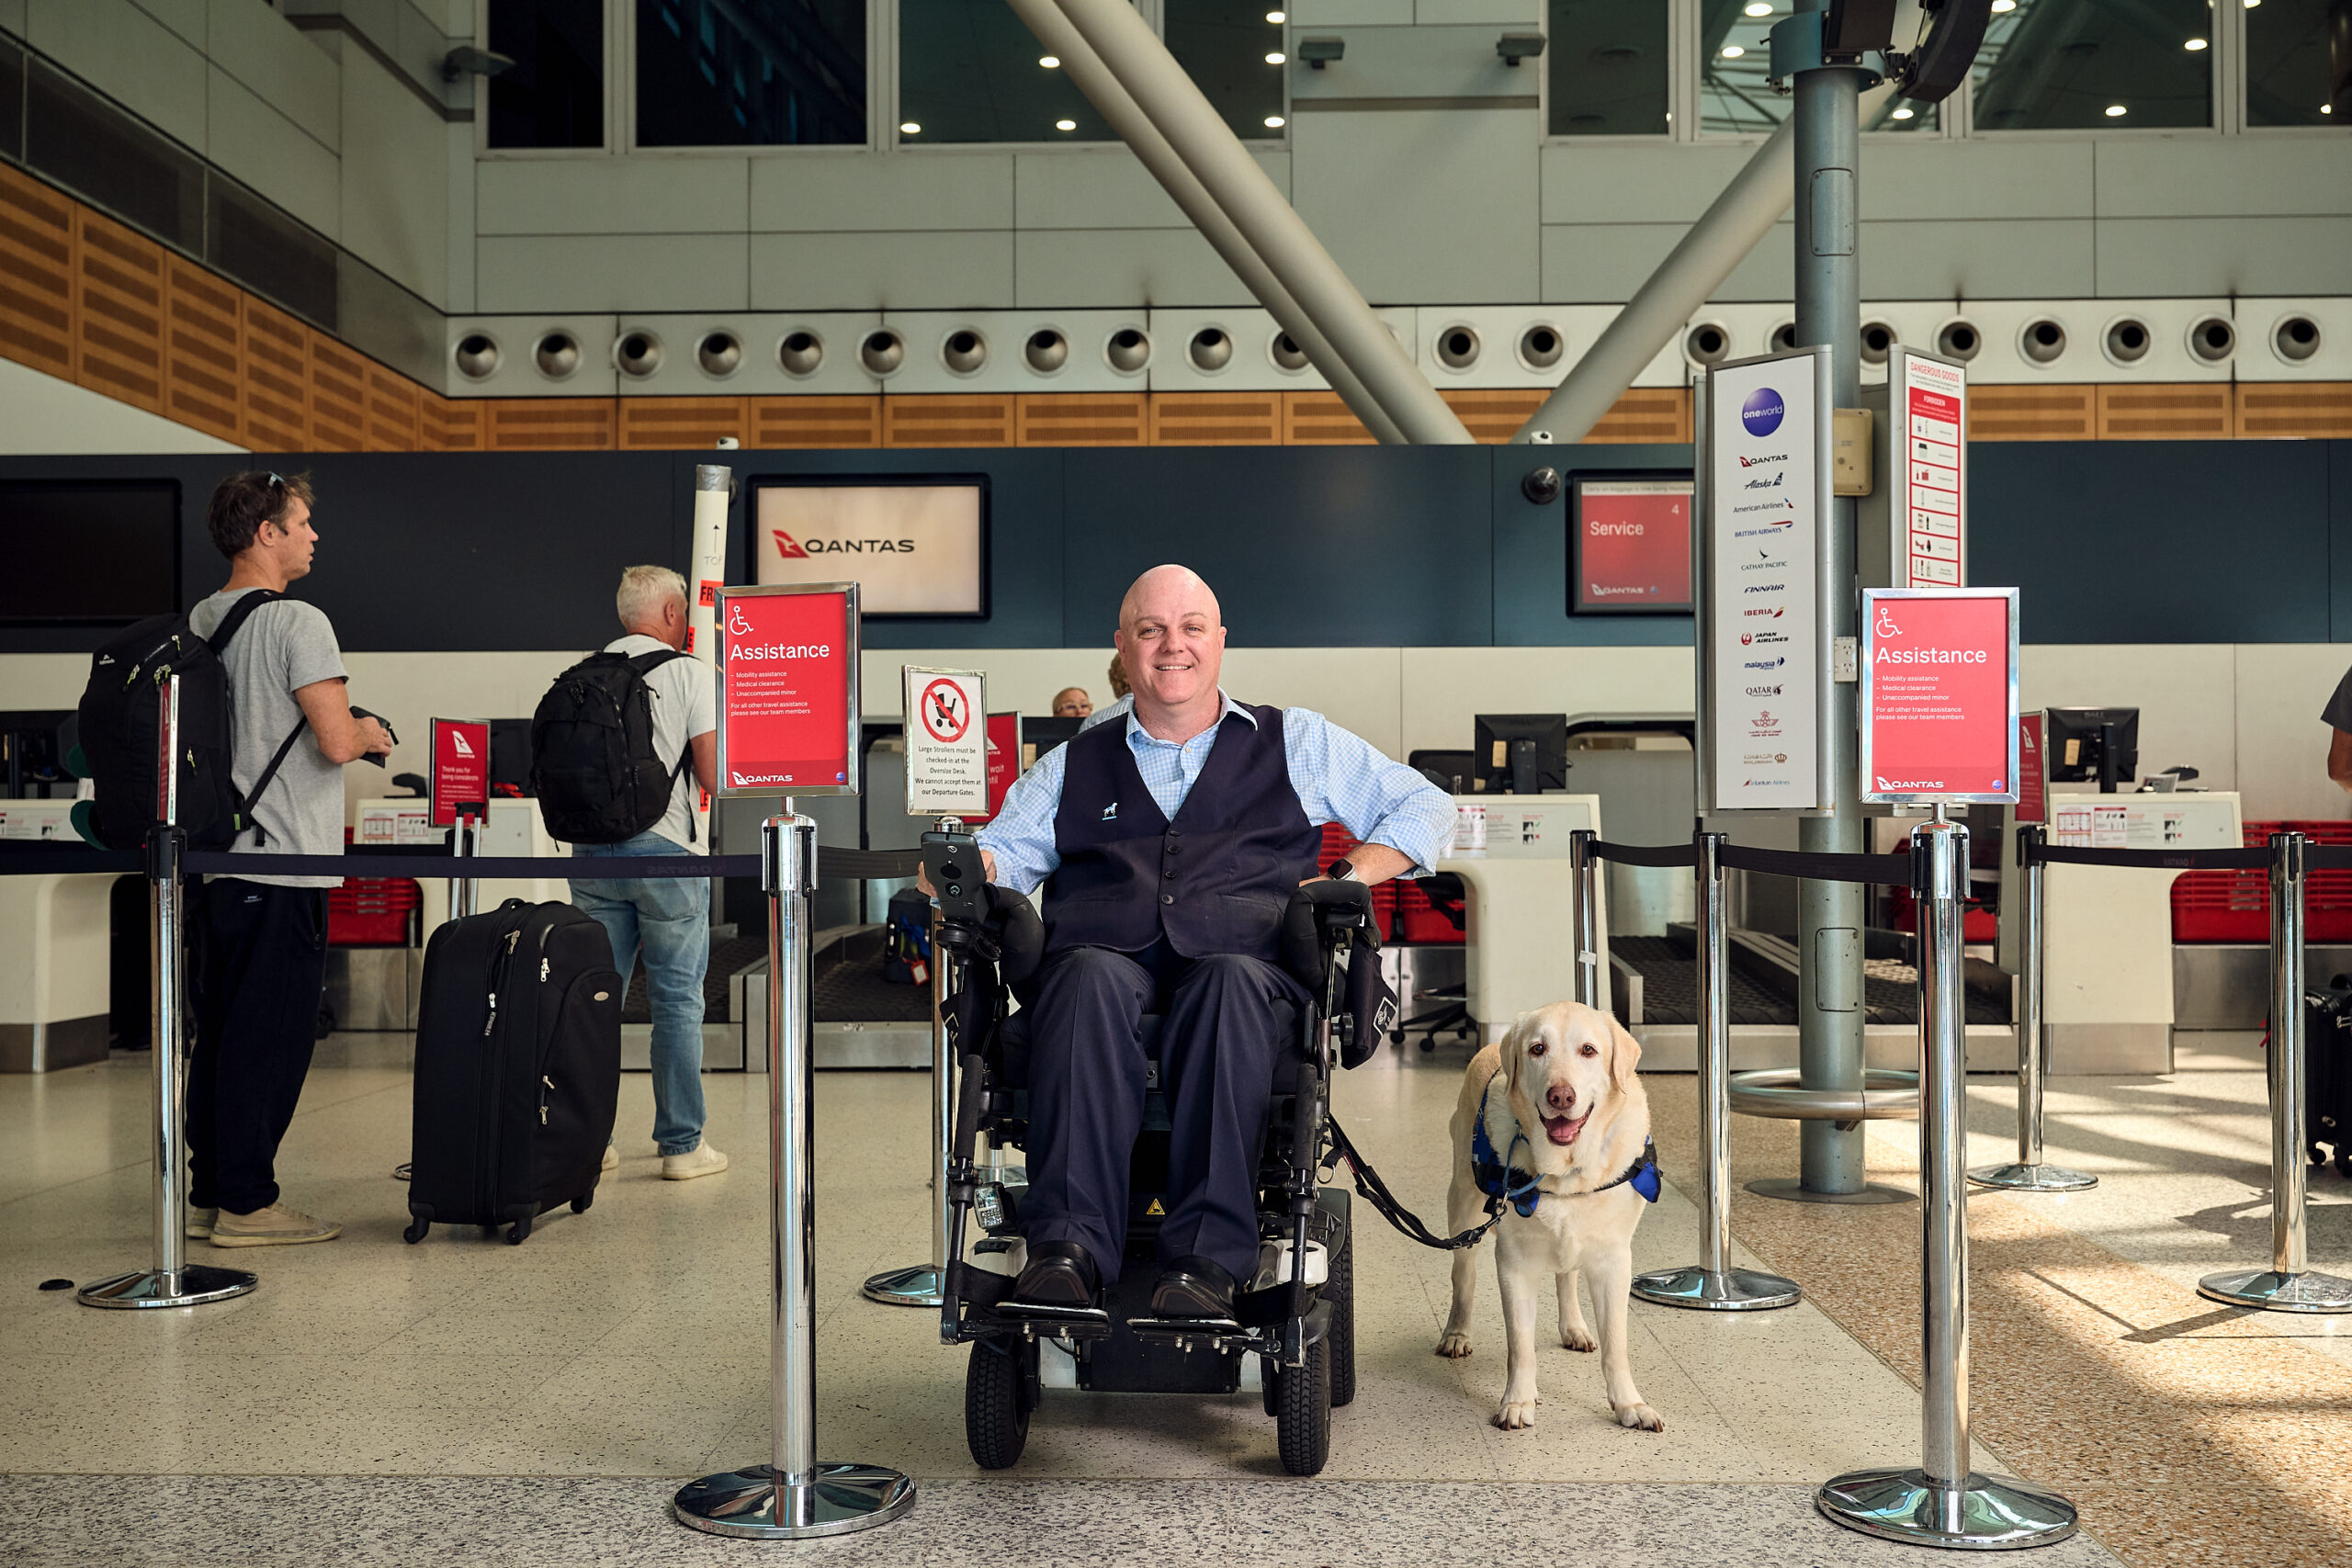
[1471,1089,1662,1216]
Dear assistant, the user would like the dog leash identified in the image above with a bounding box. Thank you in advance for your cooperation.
[1322,1115,1506,1252]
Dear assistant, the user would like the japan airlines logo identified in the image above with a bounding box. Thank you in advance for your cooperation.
[772,529,809,559]
[1741,387,1786,436]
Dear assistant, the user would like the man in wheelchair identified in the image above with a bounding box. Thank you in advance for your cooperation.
[950,565,1453,1329]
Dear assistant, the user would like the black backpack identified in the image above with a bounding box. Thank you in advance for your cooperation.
[529,649,695,845]
[75,592,310,852]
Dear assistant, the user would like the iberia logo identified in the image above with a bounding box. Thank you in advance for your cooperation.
[772,529,808,560]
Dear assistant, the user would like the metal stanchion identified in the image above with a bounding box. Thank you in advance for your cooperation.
[1570,828,1600,1010]
[1971,825,2094,1193]
[862,863,956,1307]
[447,811,480,922]
[1634,833,1799,1311]
[81,674,258,1311]
[2198,830,2352,1314]
[675,810,916,1539]
[1819,817,2077,1549]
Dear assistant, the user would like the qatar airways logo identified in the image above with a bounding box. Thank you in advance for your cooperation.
[1741,388,1786,436]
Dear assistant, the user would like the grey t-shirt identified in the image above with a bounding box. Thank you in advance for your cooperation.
[189,589,350,888]
[2324,668,2352,733]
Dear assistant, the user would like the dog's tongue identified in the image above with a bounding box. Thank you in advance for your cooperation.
[1543,1111,1588,1146]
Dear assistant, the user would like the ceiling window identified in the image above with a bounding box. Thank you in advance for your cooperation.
[1162,0,1284,141]
[1697,1,1937,134]
[636,0,866,147]
[898,0,1115,142]
[487,0,606,149]
[1548,0,1669,136]
[1970,0,2211,130]
[2245,0,2348,127]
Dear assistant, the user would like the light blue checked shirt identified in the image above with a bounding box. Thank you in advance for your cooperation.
[977,692,1455,896]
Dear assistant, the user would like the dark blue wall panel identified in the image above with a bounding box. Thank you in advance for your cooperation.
[2332,442,2352,643]
[1495,443,1694,647]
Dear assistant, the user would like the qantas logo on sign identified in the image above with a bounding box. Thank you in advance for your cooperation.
[450,732,476,757]
[773,529,809,559]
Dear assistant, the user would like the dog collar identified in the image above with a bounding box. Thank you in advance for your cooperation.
[1473,1083,1659,1212]
[1589,1139,1662,1203]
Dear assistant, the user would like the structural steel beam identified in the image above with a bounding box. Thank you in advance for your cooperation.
[1004,0,1408,445]
[1050,0,1472,446]
[1510,118,1795,446]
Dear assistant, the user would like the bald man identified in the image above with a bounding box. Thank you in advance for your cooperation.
[973,566,1453,1320]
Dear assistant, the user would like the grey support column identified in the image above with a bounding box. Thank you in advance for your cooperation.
[1050,0,1471,446]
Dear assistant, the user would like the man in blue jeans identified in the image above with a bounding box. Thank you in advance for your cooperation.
[569,566,728,1180]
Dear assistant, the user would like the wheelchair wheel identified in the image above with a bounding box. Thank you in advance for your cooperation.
[1327,1232,1356,1409]
[966,1337,1034,1470]
[1273,1336,1331,1477]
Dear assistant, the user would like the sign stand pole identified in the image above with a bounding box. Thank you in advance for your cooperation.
[1970,825,2095,1193]
[80,673,258,1311]
[675,809,917,1538]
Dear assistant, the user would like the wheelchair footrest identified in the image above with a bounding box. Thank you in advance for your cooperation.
[1126,1314,1245,1341]
[993,1300,1114,1337]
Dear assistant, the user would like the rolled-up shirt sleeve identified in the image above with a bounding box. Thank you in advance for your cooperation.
[1283,708,1455,877]
[975,740,1069,895]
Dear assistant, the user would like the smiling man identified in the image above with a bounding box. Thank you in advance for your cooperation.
[971,565,1453,1321]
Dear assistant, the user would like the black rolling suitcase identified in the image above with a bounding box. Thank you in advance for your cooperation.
[2309,978,2352,1178]
[405,899,624,1245]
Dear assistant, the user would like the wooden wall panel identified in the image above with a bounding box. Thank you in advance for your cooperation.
[240,299,310,451]
[747,394,880,447]
[1583,387,1689,444]
[0,163,76,380]
[419,391,485,452]
[1148,390,1281,446]
[163,256,243,444]
[882,393,1014,447]
[364,362,420,452]
[486,397,616,451]
[1969,385,2093,442]
[306,331,371,452]
[1442,388,1545,444]
[2235,382,2352,440]
[1016,391,1148,446]
[1283,390,1375,445]
[618,395,749,450]
[2095,383,2232,441]
[73,211,165,415]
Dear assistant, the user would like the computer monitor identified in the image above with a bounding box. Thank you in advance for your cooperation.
[488,719,534,797]
[1473,715,1569,795]
[1408,749,1478,795]
[2045,707,2139,794]
[1022,716,1084,768]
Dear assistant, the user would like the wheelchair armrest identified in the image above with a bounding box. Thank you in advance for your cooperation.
[1296,878,1374,937]
[1280,880,1376,995]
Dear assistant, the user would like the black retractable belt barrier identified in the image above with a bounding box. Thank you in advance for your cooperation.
[0,847,924,882]
[1587,838,1699,870]
[1716,843,1915,887]
[2030,842,2267,873]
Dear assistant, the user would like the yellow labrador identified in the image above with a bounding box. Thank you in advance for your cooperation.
[1434,1000,1665,1433]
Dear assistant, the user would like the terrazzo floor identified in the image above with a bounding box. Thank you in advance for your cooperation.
[0,1023,2324,1563]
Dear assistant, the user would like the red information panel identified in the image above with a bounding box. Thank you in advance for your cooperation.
[429,718,490,828]
[1571,477,1694,614]
[963,712,1020,826]
[2016,713,2045,824]
[715,583,861,796]
[1859,588,2018,806]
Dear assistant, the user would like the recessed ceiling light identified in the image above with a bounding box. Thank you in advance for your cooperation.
[1055,118,1076,131]
[2105,103,2127,117]
[899,122,921,135]
[1721,44,1746,58]
[1991,0,2014,11]
[1039,55,1059,68]
[1266,51,1285,63]
[1266,8,1285,21]
[1264,115,1284,128]
[1891,107,1915,120]
[2245,0,2261,8]
[1745,1,1772,14]
[2184,37,2207,51]
[2324,103,2333,113]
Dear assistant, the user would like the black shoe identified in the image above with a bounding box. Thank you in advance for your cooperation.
[1012,1240,1100,1308]
[1150,1255,1238,1320]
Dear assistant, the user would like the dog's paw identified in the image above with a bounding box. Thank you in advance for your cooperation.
[1434,1331,1474,1359]
[1493,1398,1538,1431]
[1615,1402,1666,1433]
[1559,1327,1597,1353]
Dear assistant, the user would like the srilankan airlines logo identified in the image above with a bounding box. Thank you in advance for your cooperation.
[1741,388,1786,436]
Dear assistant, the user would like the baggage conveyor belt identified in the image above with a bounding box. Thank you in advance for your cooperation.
[1611,929,2012,1029]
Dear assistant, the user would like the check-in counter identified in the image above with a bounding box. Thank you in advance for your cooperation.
[356,797,574,942]
[0,799,110,1072]
[1436,794,1606,1044]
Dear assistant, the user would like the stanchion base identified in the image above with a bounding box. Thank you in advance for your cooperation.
[1745,1178,1915,1206]
[76,1264,257,1311]
[861,1265,945,1308]
[1969,1161,2097,1192]
[673,1462,915,1539]
[2196,1268,2352,1314]
[1630,1265,1801,1311]
[1816,1466,2077,1550]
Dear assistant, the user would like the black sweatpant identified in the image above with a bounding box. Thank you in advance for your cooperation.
[1022,941,1306,1286]
[188,879,329,1215]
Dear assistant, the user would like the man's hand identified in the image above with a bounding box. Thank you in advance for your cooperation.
[917,846,997,898]
[358,716,394,757]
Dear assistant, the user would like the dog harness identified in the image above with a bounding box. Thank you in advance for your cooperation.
[1471,1083,1662,1216]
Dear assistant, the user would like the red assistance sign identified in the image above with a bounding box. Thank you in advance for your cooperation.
[1859,588,2018,807]
[429,718,490,828]
[1572,478,1693,614]
[964,712,1020,826]
[715,584,860,796]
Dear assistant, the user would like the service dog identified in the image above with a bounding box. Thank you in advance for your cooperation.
[1434,1000,1665,1433]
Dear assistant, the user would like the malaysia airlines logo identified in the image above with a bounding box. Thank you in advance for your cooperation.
[772,529,809,559]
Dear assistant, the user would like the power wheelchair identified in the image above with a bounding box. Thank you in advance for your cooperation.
[923,834,1383,1478]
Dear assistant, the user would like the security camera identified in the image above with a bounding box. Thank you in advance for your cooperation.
[1521,466,1563,504]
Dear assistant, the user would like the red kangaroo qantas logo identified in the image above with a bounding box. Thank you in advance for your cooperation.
[772,529,808,560]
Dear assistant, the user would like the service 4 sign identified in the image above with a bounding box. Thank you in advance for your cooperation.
[1859,587,2019,807]
[714,582,861,797]
[902,666,988,817]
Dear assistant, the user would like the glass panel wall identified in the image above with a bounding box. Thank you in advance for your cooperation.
[636,0,866,147]
[1163,1,1285,141]
[898,0,1114,141]
[1971,0,2211,130]
[2245,0,2348,126]
[488,0,607,149]
[1548,0,1669,136]
[1697,1,1936,133]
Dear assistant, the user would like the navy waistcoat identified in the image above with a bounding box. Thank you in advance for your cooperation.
[1044,705,1318,964]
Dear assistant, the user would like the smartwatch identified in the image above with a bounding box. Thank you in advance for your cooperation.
[1324,857,1358,883]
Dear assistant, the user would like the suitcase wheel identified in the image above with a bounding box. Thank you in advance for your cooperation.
[571,1191,594,1214]
[506,1217,532,1246]
[402,1217,428,1245]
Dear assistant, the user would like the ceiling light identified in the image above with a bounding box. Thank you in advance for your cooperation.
[899,122,921,135]
[1038,55,1059,68]
[2324,104,2333,113]
[1991,0,2014,11]
[1745,0,1772,13]
[1264,115,1284,128]
[2105,103,2127,117]
[1891,107,1915,119]
[2245,0,2261,8]
[1266,51,1285,63]
[1721,44,1746,58]
[2184,37,2207,51]
[1266,9,1285,20]
[1055,118,1077,131]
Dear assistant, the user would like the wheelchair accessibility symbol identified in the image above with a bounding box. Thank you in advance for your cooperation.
[1874,604,1901,638]
[727,601,754,637]
[919,678,971,743]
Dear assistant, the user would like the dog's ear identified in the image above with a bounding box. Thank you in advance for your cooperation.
[1608,1016,1644,1097]
[1499,1010,1537,1097]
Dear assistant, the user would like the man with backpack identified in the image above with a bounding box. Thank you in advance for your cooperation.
[540,566,726,1181]
[187,471,391,1247]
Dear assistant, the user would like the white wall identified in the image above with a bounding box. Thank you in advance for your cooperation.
[0,358,245,455]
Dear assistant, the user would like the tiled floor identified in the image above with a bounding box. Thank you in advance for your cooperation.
[1,1024,2335,1563]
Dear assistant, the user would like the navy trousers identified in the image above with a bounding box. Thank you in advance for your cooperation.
[1022,941,1306,1286]
[187,879,329,1215]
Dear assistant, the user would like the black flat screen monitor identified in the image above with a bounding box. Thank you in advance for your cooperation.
[2045,707,2138,794]
[1409,749,1478,795]
[489,719,534,797]
[0,480,179,625]
[1022,716,1083,765]
[1474,715,1569,795]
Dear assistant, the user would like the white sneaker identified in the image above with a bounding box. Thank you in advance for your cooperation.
[602,1142,619,1172]
[186,1207,217,1239]
[662,1140,729,1181]
[210,1202,341,1247]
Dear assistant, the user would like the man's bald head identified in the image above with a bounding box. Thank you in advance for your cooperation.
[1118,564,1220,636]
[1113,564,1227,739]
